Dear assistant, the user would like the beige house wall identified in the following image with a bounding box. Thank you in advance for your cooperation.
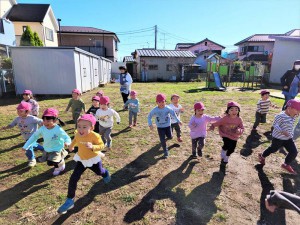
[137,57,195,81]
[60,33,118,61]
[12,11,58,46]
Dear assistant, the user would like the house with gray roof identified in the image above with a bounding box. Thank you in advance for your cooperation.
[59,26,120,62]
[133,49,196,81]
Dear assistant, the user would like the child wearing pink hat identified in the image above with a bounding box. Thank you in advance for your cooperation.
[22,108,71,176]
[258,99,300,174]
[124,90,140,127]
[1,102,44,167]
[58,114,110,214]
[210,101,244,169]
[22,89,39,116]
[168,94,184,142]
[147,93,181,158]
[95,96,121,150]
[252,89,277,131]
[188,102,221,159]
[96,90,104,97]
[65,89,86,128]
[86,96,101,133]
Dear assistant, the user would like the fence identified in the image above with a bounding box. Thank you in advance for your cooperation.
[0,69,15,97]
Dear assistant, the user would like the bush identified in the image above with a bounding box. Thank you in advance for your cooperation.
[0,57,12,69]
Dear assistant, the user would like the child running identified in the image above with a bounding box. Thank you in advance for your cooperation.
[188,102,220,159]
[258,99,300,174]
[22,108,71,175]
[147,93,181,158]
[1,102,44,167]
[65,89,86,127]
[95,96,120,150]
[57,114,110,214]
[168,94,184,142]
[22,89,39,116]
[210,101,244,166]
[124,90,139,127]
[96,90,104,98]
[86,96,100,133]
[252,89,276,131]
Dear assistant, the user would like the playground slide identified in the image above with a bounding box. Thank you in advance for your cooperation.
[213,72,226,91]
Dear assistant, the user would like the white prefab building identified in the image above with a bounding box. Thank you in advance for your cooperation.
[11,47,111,95]
[269,36,300,83]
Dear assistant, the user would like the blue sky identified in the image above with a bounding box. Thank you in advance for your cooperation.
[19,0,300,61]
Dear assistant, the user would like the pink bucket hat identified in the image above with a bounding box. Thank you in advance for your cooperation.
[99,96,110,105]
[227,101,240,109]
[130,90,137,96]
[156,93,166,102]
[72,89,81,95]
[194,102,205,110]
[286,99,300,111]
[260,89,270,95]
[17,102,32,111]
[43,108,58,117]
[78,114,96,126]
[23,90,32,95]
[96,90,104,96]
[171,94,180,99]
[92,96,100,101]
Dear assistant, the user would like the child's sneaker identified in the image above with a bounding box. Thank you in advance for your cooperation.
[177,137,183,142]
[28,159,36,167]
[103,170,111,184]
[163,150,169,159]
[129,124,133,128]
[53,162,65,176]
[133,122,137,126]
[197,150,203,157]
[258,153,265,165]
[189,154,198,159]
[281,164,297,175]
[57,198,74,214]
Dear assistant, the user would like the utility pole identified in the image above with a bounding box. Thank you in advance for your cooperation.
[155,25,157,50]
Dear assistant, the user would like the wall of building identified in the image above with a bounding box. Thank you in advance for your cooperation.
[0,19,15,46]
[42,11,58,47]
[237,42,274,60]
[137,57,195,81]
[188,41,223,54]
[13,21,44,46]
[59,34,117,61]
[270,38,300,83]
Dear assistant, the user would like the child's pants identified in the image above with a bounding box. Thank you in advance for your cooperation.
[94,121,100,133]
[25,142,44,160]
[67,161,108,199]
[121,92,129,104]
[253,112,267,128]
[222,137,237,156]
[99,125,112,147]
[191,137,205,156]
[262,138,298,165]
[129,111,137,125]
[157,126,172,154]
[171,122,181,138]
[72,112,81,128]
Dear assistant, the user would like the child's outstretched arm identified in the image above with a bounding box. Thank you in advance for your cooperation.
[22,129,41,150]
[169,108,181,125]
[147,109,155,130]
[113,110,121,124]
[65,99,72,112]
[87,134,105,155]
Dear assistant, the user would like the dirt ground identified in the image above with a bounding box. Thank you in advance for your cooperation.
[0,83,299,225]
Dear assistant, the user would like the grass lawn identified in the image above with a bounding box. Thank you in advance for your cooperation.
[0,82,299,225]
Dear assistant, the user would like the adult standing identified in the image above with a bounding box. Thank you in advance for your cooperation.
[280,60,300,109]
[113,66,133,108]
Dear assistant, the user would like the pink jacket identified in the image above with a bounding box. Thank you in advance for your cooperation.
[188,115,220,139]
[212,115,244,140]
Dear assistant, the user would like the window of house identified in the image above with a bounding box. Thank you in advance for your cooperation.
[0,20,4,34]
[95,40,102,47]
[22,26,27,32]
[166,64,173,71]
[148,65,158,70]
[115,40,118,51]
[204,41,207,46]
[45,27,54,41]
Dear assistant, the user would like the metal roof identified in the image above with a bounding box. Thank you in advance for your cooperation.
[135,49,196,58]
[123,56,136,62]
[60,26,114,34]
[6,4,50,22]
[234,34,283,45]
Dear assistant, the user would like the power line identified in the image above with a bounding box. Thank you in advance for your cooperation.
[116,26,154,35]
